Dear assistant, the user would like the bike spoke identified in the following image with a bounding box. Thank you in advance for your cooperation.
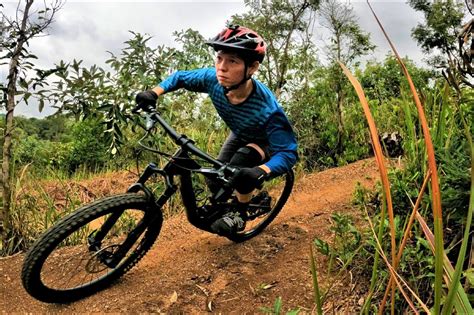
[39,209,147,291]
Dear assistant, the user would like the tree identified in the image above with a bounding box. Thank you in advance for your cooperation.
[14,114,71,142]
[47,29,213,156]
[358,54,434,103]
[318,0,375,155]
[409,0,473,91]
[0,0,63,250]
[232,0,321,97]
[65,119,109,174]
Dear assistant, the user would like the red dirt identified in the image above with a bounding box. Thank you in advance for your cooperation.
[0,158,379,313]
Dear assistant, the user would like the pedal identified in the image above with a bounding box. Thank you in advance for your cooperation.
[246,192,272,220]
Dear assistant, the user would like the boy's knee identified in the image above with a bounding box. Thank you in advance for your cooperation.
[229,145,264,168]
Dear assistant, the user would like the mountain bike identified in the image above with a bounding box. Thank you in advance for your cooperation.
[21,102,294,303]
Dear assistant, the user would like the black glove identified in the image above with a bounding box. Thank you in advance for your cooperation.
[231,166,267,194]
[135,90,158,106]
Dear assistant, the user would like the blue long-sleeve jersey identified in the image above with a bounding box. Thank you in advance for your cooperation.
[158,68,298,174]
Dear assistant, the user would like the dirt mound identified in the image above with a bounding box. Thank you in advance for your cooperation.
[0,158,378,313]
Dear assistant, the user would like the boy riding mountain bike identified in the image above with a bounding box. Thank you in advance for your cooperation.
[136,25,298,236]
[21,25,298,304]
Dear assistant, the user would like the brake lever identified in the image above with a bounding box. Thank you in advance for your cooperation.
[145,114,157,131]
[132,102,159,131]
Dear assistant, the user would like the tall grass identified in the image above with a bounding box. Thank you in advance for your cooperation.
[309,244,323,315]
[323,2,473,313]
[2,163,143,255]
[441,85,474,315]
[368,4,444,312]
[1,117,228,256]
[339,62,401,312]
[2,167,85,255]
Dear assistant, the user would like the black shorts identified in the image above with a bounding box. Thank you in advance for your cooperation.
[217,132,270,165]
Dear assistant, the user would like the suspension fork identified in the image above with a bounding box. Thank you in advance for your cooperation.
[88,163,177,267]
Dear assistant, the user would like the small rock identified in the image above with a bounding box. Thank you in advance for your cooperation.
[169,291,178,303]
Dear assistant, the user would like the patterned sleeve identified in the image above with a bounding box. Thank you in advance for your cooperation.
[264,110,298,174]
[158,68,214,93]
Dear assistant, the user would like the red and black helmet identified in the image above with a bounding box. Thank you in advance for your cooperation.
[206,25,266,63]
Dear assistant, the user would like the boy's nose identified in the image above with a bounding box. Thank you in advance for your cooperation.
[218,61,228,71]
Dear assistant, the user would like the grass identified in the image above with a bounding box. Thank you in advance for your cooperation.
[318,2,474,313]
[1,167,137,256]
[309,244,323,315]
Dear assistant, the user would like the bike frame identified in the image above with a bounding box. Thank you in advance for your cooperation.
[127,146,235,230]
[90,106,237,266]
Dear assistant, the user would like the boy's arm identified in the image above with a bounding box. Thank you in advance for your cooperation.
[151,86,165,96]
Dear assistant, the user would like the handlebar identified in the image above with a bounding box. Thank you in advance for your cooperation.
[133,102,227,171]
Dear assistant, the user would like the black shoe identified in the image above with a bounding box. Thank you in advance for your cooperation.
[210,211,246,236]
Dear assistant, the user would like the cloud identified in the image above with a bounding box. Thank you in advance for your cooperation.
[313,1,426,66]
[2,1,248,117]
[2,0,427,118]
[30,1,248,68]
[352,1,426,64]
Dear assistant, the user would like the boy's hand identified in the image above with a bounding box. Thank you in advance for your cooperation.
[232,166,267,194]
[135,90,158,106]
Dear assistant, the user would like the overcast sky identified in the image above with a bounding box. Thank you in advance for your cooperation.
[1,0,426,118]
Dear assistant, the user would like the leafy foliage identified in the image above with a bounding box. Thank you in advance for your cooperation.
[46,29,215,156]
[234,0,321,96]
[350,80,474,311]
[358,55,434,103]
[314,212,361,272]
[2,1,473,311]
[65,119,109,174]
[408,0,473,89]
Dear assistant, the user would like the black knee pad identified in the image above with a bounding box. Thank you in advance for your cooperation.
[229,146,263,168]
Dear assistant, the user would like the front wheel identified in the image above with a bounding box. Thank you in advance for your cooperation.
[21,193,162,303]
[227,170,294,243]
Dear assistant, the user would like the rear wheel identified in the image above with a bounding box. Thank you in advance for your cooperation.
[21,193,162,303]
[227,170,294,243]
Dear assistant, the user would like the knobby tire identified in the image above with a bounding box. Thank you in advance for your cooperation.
[21,193,162,303]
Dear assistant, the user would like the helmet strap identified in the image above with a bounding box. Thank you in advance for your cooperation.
[223,63,251,95]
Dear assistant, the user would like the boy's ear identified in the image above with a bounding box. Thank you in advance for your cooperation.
[248,60,260,75]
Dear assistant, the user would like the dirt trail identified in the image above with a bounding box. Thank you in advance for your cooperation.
[0,158,378,314]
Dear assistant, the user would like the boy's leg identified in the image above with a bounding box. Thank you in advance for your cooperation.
[206,133,242,195]
[210,143,267,236]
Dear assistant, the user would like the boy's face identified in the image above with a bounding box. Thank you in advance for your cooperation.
[214,50,246,87]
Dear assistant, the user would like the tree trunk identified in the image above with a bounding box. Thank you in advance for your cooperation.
[335,79,345,155]
[1,73,17,245]
[1,0,33,250]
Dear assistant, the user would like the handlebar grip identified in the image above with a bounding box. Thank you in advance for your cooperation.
[131,106,140,114]
[133,101,157,114]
